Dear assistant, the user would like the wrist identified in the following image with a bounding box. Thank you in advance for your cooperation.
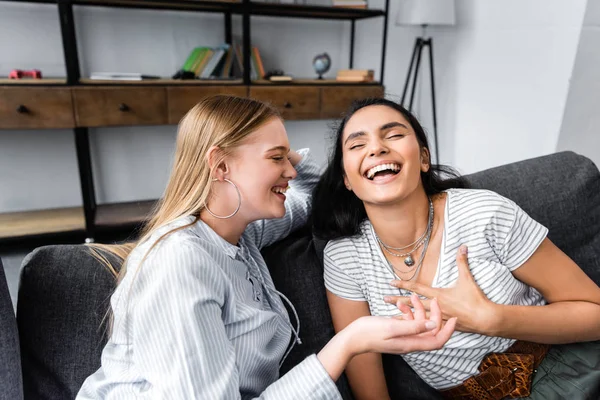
[317,323,356,381]
[483,302,505,336]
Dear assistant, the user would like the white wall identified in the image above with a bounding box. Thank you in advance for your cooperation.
[377,0,587,174]
[557,0,600,167]
[0,0,590,213]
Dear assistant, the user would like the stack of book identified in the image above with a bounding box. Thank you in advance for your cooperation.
[175,43,265,80]
[336,69,374,82]
[332,0,367,9]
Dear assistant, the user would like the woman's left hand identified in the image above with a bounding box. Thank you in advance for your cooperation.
[288,150,302,166]
[384,245,498,334]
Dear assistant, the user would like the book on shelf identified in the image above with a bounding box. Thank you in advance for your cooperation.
[175,43,266,80]
[332,0,367,9]
[269,75,293,82]
[233,43,266,80]
[336,69,374,82]
[89,72,161,81]
[175,44,238,80]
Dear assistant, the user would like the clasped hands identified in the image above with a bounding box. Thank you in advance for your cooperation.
[383,245,498,335]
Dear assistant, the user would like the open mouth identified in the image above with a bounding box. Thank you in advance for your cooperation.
[271,186,289,200]
[364,163,401,180]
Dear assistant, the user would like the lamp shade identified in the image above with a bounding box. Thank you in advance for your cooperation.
[395,0,456,26]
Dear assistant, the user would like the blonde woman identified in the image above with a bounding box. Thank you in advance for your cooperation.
[76,95,456,399]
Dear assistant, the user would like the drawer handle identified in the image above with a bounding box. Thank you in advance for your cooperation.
[119,103,130,112]
[283,102,292,109]
[16,105,29,114]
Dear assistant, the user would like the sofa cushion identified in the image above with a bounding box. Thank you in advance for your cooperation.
[0,258,23,400]
[17,245,120,400]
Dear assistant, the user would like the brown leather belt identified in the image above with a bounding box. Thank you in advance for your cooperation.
[440,340,551,400]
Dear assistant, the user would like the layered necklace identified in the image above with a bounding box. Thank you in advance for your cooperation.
[375,198,434,281]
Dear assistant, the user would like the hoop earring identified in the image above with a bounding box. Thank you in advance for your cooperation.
[205,178,241,219]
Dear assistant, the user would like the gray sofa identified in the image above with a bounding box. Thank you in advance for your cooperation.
[13,151,600,399]
[0,258,23,400]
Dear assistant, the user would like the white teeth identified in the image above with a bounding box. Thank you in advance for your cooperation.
[271,186,289,194]
[366,163,401,179]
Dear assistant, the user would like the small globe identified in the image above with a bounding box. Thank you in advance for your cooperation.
[312,53,331,79]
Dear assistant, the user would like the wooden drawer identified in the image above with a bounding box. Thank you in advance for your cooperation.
[320,85,384,119]
[167,86,247,125]
[0,87,75,129]
[73,87,167,127]
[249,87,320,120]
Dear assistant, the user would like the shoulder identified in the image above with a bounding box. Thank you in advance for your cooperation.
[324,219,371,260]
[129,220,224,284]
[446,188,516,219]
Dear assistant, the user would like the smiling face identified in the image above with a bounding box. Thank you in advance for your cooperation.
[341,105,430,206]
[225,117,297,221]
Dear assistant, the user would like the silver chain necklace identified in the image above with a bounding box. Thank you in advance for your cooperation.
[376,198,434,267]
[375,198,435,281]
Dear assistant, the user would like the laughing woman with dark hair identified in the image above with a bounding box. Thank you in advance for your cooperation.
[312,98,600,400]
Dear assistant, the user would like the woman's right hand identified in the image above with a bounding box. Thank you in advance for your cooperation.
[317,296,456,382]
[348,296,456,357]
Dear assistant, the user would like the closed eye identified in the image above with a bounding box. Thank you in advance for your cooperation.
[387,133,405,139]
[349,143,365,150]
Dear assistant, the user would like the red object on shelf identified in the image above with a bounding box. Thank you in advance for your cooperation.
[9,69,43,79]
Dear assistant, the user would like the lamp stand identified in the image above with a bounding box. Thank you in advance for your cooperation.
[400,33,440,164]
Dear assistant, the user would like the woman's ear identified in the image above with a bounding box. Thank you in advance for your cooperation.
[343,175,352,191]
[206,145,229,180]
[420,148,431,173]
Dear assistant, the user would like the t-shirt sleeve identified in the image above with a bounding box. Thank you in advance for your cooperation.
[323,242,366,301]
[497,198,549,271]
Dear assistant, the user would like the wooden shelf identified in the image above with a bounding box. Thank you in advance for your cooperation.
[65,0,383,20]
[79,78,243,85]
[71,0,239,13]
[0,78,67,85]
[95,200,156,229]
[252,79,380,86]
[0,0,56,4]
[0,207,85,239]
[248,2,384,20]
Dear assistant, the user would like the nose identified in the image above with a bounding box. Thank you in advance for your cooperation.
[283,159,298,180]
[368,138,389,157]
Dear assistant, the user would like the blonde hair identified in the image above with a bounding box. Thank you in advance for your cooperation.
[90,95,280,285]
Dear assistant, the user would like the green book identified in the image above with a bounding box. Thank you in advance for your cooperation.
[182,48,202,72]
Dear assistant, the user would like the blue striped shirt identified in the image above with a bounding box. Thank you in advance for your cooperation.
[77,149,341,400]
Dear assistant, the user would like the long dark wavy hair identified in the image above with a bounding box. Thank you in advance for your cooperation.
[312,97,468,241]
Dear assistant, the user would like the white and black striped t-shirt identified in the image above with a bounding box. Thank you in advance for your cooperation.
[324,188,548,390]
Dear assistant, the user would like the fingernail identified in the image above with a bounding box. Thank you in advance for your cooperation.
[390,280,400,287]
[384,296,393,303]
[460,245,468,255]
[425,321,437,330]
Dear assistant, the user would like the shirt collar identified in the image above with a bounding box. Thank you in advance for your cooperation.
[188,217,241,259]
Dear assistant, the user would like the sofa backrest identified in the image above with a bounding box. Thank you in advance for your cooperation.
[17,246,120,399]
[466,151,600,284]
[0,257,23,400]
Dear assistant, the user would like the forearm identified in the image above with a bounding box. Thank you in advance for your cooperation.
[317,327,355,381]
[345,354,391,400]
[488,301,600,343]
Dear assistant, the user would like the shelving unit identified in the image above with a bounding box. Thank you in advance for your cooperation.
[0,0,389,245]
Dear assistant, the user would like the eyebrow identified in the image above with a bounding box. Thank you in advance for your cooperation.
[344,121,409,146]
[265,145,290,153]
